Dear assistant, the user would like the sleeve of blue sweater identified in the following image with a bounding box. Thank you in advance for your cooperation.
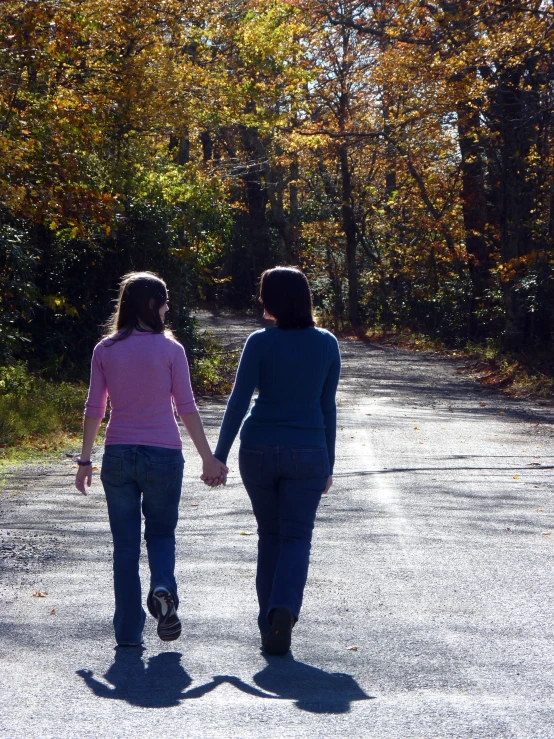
[321,334,341,474]
[213,332,261,464]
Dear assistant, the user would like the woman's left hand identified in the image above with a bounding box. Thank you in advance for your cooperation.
[201,456,228,487]
[75,464,93,496]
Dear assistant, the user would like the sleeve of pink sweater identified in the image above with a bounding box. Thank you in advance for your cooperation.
[84,344,108,418]
[171,342,198,416]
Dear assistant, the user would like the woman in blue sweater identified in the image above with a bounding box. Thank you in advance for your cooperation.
[213,266,341,655]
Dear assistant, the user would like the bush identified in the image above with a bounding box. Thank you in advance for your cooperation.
[0,363,87,448]
[189,333,240,396]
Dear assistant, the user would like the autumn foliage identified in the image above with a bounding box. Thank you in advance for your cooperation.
[1,0,553,375]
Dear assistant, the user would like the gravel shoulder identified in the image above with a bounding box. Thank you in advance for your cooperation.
[1,312,553,739]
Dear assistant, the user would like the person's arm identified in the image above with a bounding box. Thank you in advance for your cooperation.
[75,416,104,495]
[171,343,227,485]
[213,334,261,465]
[179,410,228,485]
[75,346,108,495]
[321,335,341,486]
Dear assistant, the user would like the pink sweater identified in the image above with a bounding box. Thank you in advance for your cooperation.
[85,331,197,449]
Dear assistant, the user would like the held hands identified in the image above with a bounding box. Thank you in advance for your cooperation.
[201,455,229,487]
[75,464,93,496]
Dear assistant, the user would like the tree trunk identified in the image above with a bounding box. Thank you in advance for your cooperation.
[338,143,360,326]
[238,125,273,279]
[490,68,538,348]
[169,133,190,165]
[288,154,300,264]
[457,100,490,338]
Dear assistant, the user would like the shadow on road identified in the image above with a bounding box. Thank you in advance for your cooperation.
[216,653,373,713]
[77,649,219,707]
[77,650,372,713]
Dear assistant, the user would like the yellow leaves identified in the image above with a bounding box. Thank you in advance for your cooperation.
[43,295,79,317]
[495,251,554,282]
[346,645,358,651]
[33,591,48,597]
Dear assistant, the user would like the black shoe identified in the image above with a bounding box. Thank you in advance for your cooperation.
[148,587,181,642]
[262,607,294,656]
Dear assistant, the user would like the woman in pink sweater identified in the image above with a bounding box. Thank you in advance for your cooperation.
[75,272,227,647]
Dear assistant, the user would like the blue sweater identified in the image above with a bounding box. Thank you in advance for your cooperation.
[214,326,341,472]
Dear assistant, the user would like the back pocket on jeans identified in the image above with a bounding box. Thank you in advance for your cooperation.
[238,447,264,484]
[292,448,327,479]
[101,454,123,486]
[146,461,182,489]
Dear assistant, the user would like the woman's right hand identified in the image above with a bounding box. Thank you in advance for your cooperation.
[201,456,229,487]
[323,475,333,495]
[75,464,93,496]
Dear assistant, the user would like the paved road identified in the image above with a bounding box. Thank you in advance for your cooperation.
[1,312,553,739]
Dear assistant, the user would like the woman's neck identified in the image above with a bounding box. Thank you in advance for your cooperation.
[136,321,155,332]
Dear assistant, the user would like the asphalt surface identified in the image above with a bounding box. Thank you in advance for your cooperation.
[1,311,553,739]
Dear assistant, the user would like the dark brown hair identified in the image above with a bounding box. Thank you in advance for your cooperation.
[103,271,169,343]
[259,266,315,330]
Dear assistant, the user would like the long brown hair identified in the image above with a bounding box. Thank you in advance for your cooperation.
[103,272,169,344]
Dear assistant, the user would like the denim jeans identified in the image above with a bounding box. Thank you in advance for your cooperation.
[100,444,184,645]
[238,444,330,636]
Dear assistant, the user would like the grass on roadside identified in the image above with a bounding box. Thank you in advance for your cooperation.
[0,364,89,463]
[359,326,554,400]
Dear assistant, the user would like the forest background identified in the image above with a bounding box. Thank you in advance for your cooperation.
[1,0,553,453]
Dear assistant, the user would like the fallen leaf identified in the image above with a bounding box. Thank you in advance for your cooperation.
[479,402,487,407]
[33,591,48,598]
[49,608,56,615]
[499,411,505,415]
[240,531,255,536]
[528,462,541,466]
[414,426,419,430]
[190,504,199,507]
[366,413,372,416]
[513,475,520,480]
[536,507,542,512]
[346,645,358,651]
[543,531,551,536]
[92,466,99,471]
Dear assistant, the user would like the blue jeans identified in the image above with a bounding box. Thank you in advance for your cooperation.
[238,444,330,636]
[100,445,184,645]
